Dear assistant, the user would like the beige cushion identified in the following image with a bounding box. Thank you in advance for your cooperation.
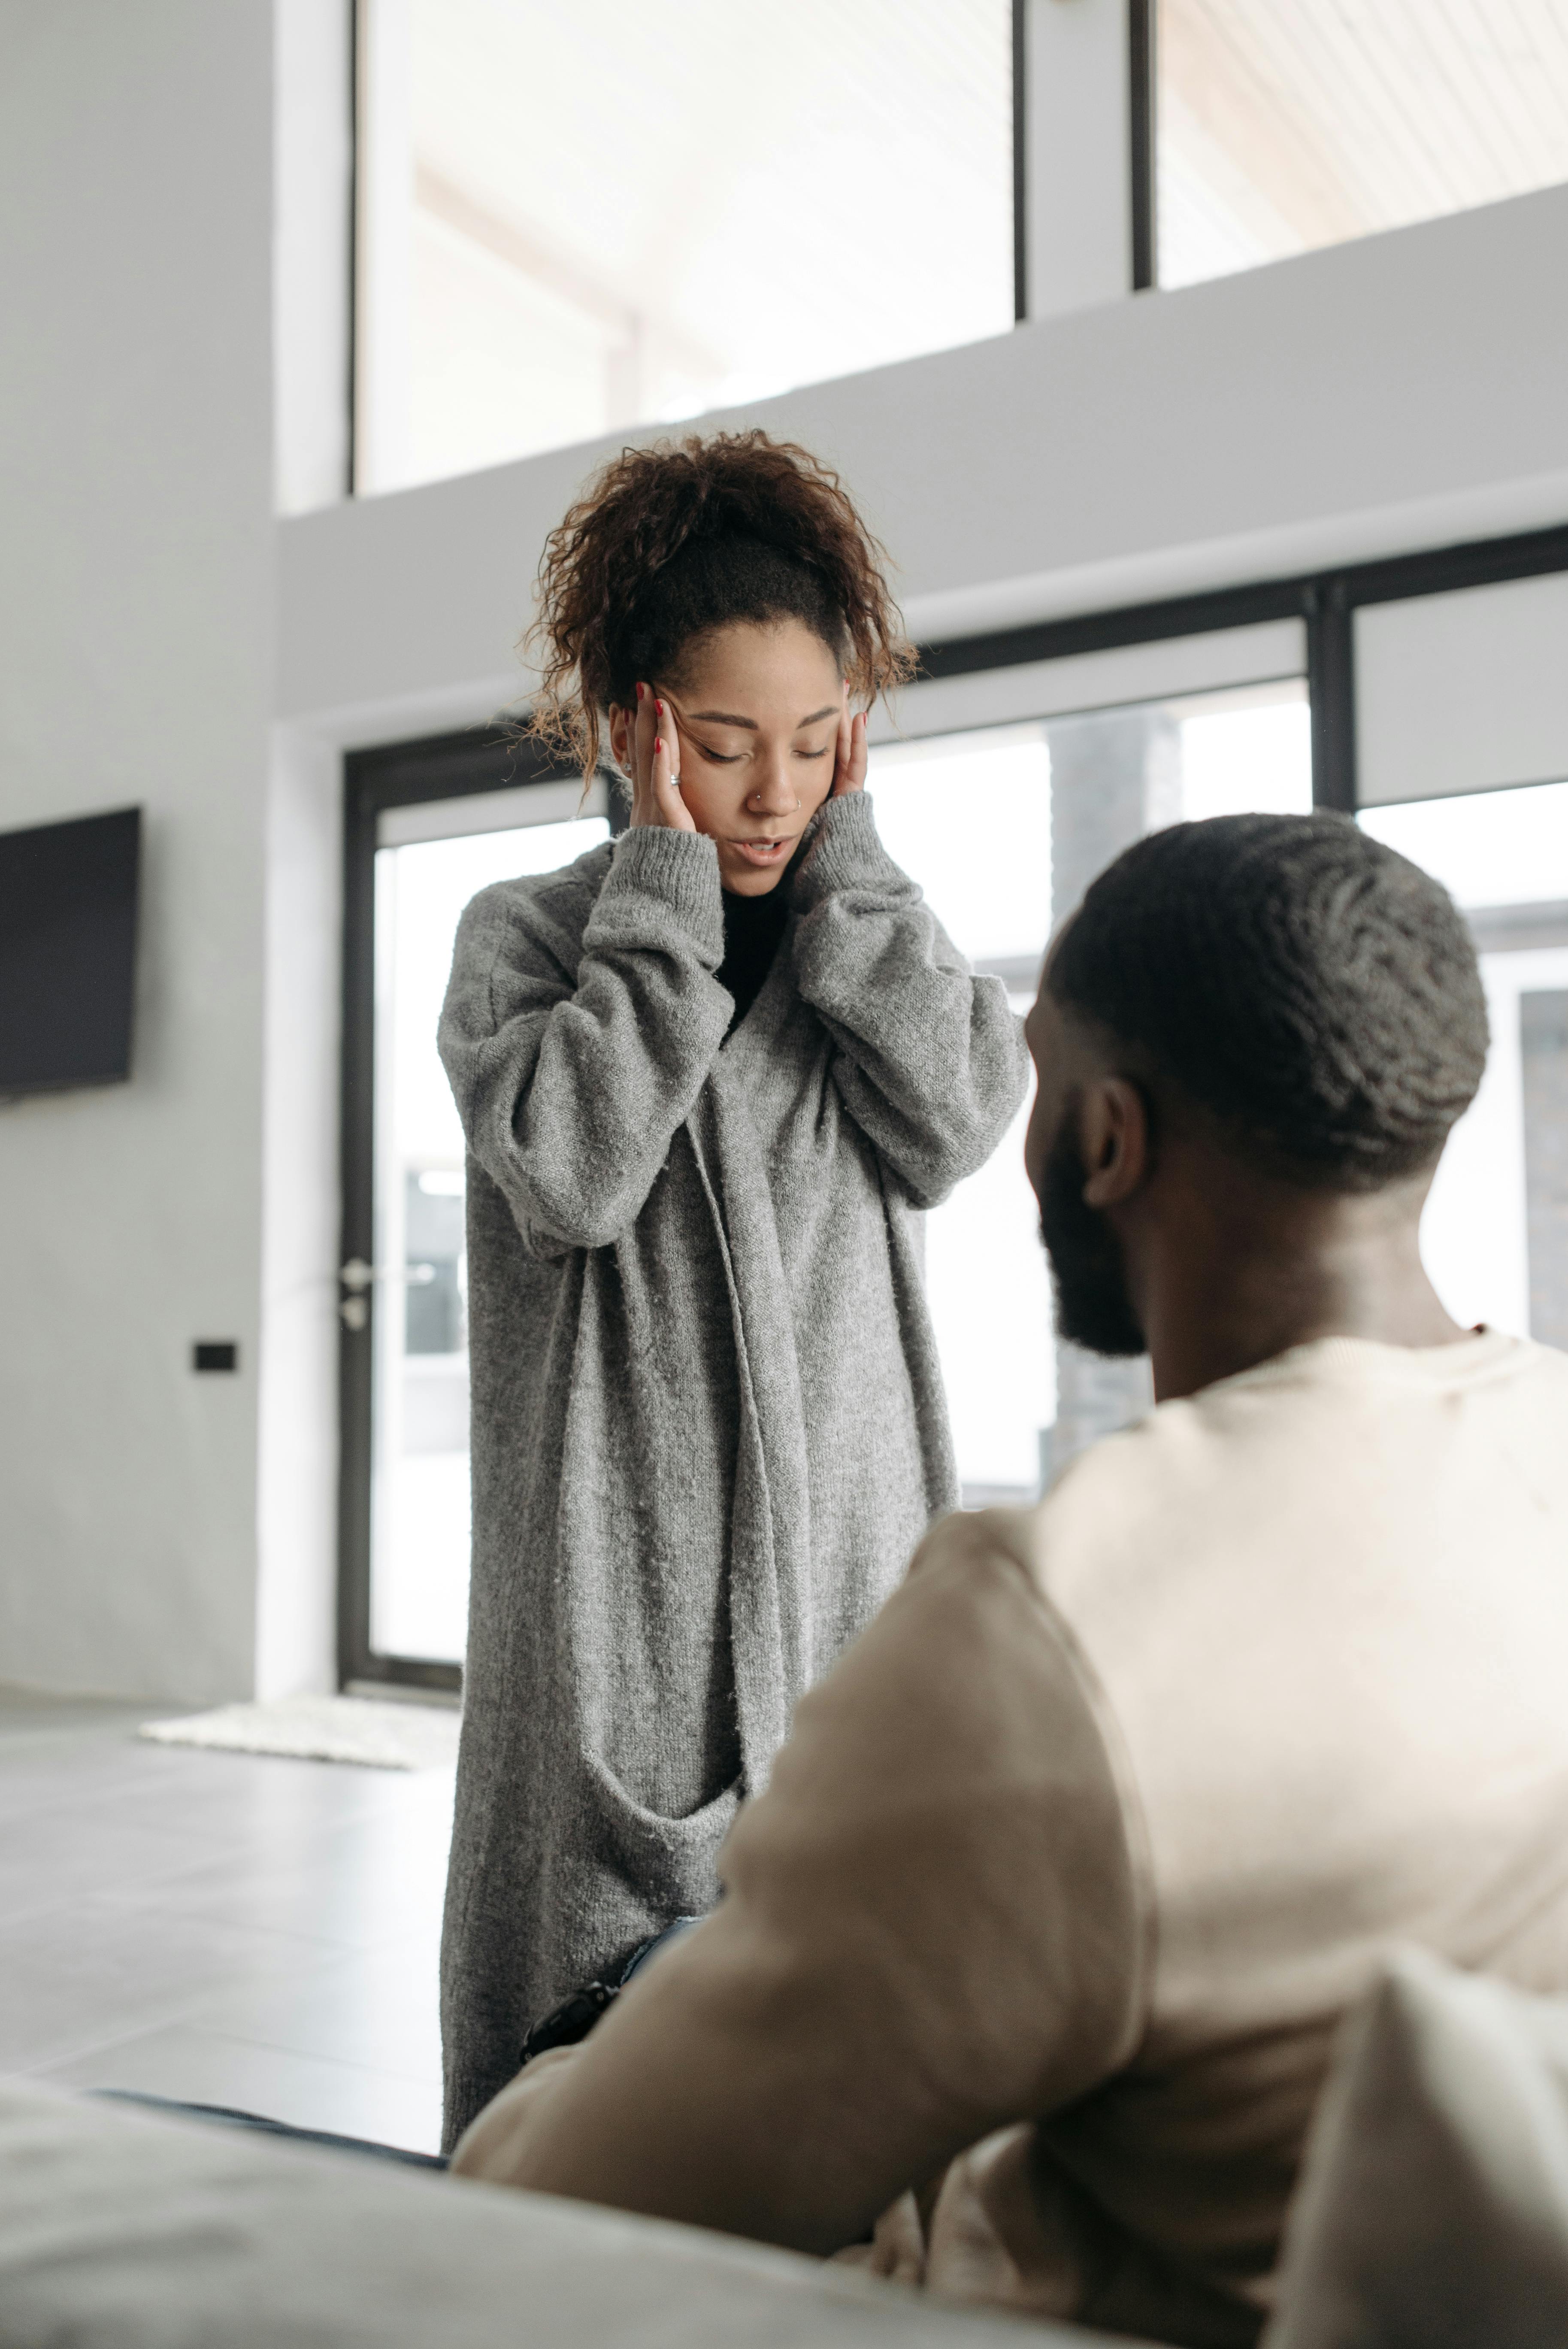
[0,2076,1108,2348]
[1267,1949,1568,2348]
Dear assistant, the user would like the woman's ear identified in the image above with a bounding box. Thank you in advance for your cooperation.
[606,703,631,771]
[1079,1077,1150,1209]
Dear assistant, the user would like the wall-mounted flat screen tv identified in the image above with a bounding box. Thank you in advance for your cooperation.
[0,806,142,1099]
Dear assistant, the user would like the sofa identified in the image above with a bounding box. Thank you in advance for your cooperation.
[3,1950,1566,2348]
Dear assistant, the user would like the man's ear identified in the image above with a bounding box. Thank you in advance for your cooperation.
[1078,1077,1150,1208]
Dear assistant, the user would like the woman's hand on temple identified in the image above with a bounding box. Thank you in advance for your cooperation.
[832,704,869,798]
[627,682,696,833]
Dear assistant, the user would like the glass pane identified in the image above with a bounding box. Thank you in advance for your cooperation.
[1360,783,1568,1344]
[357,0,1014,494]
[870,675,1309,1503]
[1158,0,1568,291]
[872,726,1056,1507]
[371,809,610,1663]
[1359,779,1568,913]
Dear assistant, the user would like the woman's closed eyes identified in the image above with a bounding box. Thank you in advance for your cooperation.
[690,740,833,766]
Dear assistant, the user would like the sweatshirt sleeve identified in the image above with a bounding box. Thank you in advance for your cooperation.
[439,828,731,1255]
[448,1509,1150,2255]
[788,793,1030,1209]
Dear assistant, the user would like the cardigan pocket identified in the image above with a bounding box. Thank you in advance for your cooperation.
[580,1747,741,1913]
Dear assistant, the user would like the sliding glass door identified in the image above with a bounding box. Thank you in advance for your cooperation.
[368,807,610,1667]
[340,737,610,1690]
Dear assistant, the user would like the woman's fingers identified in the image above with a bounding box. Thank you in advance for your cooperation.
[624,684,648,825]
[651,700,696,831]
[627,681,678,829]
[635,682,658,819]
[832,707,868,797]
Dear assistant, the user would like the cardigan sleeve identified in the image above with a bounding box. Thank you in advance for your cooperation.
[448,1508,1149,2255]
[788,793,1029,1208]
[439,828,731,1256]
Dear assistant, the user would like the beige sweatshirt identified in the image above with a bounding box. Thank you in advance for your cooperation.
[453,1331,1568,2347]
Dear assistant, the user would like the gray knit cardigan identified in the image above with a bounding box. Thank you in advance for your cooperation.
[436,790,1028,2145]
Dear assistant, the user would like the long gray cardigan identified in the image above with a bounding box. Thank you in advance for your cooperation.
[436,790,1028,2145]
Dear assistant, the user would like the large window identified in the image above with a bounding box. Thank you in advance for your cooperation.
[1361,781,1568,1348]
[1157,0,1568,291]
[355,0,1014,495]
[1350,558,1568,1348]
[349,2,1568,497]
[366,796,609,1667]
[870,675,1309,1506]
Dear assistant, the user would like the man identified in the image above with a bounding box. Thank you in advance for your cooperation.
[450,814,1568,2347]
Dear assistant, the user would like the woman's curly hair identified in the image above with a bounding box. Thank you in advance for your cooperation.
[522,431,917,781]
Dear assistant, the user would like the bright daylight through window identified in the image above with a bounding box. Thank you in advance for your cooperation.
[1361,780,1568,1353]
[1157,0,1568,290]
[354,0,1015,496]
[871,680,1309,1511]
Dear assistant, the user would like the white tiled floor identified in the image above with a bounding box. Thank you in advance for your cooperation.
[0,1688,452,2152]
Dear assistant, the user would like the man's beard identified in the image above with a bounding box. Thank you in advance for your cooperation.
[1039,1123,1147,1358]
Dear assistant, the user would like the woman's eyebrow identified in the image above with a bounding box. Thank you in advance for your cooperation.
[685,705,840,730]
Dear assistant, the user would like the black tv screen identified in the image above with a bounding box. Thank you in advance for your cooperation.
[0,807,142,1098]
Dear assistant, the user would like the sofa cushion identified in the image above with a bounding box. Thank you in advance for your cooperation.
[1266,1948,1568,2348]
[0,2077,1115,2348]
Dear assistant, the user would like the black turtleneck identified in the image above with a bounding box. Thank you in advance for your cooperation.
[716,878,792,1035]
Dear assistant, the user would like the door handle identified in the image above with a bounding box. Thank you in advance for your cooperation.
[339,1259,437,1330]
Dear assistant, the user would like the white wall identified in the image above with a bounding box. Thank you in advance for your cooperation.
[0,1,275,1702]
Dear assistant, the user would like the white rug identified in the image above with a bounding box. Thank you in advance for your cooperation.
[139,1694,461,1772]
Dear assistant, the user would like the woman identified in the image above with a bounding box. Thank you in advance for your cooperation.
[438,431,1027,2146]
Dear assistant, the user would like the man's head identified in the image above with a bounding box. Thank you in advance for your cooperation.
[1024,812,1490,1363]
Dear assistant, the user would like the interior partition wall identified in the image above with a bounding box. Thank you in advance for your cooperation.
[338,517,1568,1691]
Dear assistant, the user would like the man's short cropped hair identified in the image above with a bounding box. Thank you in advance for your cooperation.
[1047,812,1489,1191]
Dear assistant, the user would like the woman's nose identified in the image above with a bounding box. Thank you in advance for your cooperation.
[749,754,799,812]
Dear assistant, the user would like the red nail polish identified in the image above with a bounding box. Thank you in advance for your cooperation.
[654,736,663,755]
[655,699,665,716]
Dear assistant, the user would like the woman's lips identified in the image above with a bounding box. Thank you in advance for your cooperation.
[730,837,792,865]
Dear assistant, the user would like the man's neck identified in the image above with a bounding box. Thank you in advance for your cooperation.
[1128,1159,1468,1403]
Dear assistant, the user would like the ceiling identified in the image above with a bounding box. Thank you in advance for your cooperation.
[406,0,1013,419]
[1160,0,1568,285]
